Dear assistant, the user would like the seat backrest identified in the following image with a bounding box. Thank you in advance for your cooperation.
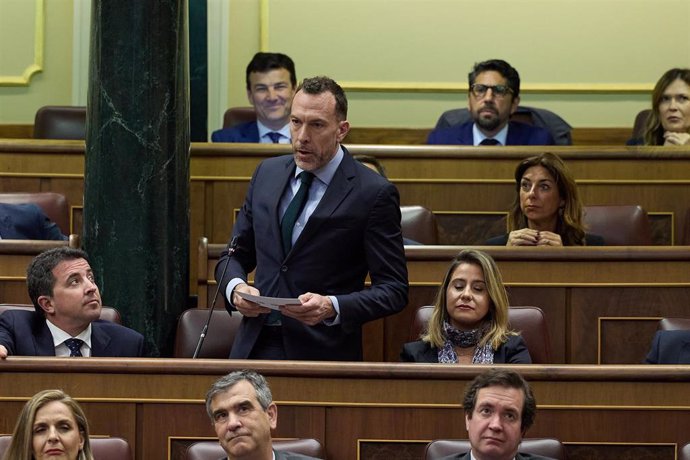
[185,438,324,460]
[424,438,565,460]
[436,105,572,145]
[222,106,257,128]
[173,308,243,358]
[400,205,438,245]
[680,442,690,460]
[0,304,121,324]
[33,105,87,140]
[0,436,131,460]
[409,306,551,364]
[631,109,652,141]
[659,317,690,331]
[0,192,70,235]
[583,205,653,245]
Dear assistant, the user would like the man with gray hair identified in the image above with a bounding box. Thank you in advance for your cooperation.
[205,370,321,460]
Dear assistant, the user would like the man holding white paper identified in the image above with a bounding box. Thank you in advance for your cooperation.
[215,76,408,360]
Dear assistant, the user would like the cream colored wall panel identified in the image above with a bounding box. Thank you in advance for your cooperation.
[0,0,43,86]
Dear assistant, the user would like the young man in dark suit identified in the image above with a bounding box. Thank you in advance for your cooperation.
[212,52,296,144]
[206,370,321,460]
[442,369,555,460]
[216,76,408,360]
[427,59,555,146]
[0,247,143,358]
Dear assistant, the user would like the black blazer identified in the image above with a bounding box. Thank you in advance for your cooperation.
[485,232,605,246]
[211,121,260,143]
[216,149,409,360]
[0,310,144,357]
[439,452,553,460]
[645,330,690,364]
[400,335,532,364]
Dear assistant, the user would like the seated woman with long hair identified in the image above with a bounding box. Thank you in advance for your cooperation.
[401,249,531,364]
[486,152,604,246]
[3,389,94,460]
[630,68,690,146]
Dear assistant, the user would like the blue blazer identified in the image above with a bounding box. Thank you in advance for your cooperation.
[216,148,409,360]
[427,121,555,146]
[0,309,144,357]
[0,203,66,240]
[645,330,690,364]
[400,335,532,364]
[211,121,260,143]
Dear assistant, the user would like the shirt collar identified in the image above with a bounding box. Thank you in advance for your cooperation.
[46,319,93,349]
[293,145,344,186]
[472,122,509,146]
[257,120,291,143]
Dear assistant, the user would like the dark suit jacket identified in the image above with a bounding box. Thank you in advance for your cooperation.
[484,233,605,246]
[0,310,144,357]
[0,203,66,240]
[439,452,553,460]
[400,335,532,364]
[211,121,260,143]
[223,452,320,460]
[645,330,690,364]
[216,148,408,360]
[427,121,555,146]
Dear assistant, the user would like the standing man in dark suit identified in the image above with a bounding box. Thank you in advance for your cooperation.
[645,330,690,364]
[0,247,144,358]
[206,370,322,460]
[0,202,67,240]
[216,76,408,360]
[442,369,554,460]
[427,59,555,146]
[212,52,297,144]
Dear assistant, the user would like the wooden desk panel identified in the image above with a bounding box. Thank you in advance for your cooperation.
[0,360,688,460]
[199,244,690,364]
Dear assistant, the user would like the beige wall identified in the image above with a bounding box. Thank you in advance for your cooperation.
[2,0,688,129]
[0,0,73,123]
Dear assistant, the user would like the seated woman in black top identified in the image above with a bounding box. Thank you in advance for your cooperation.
[628,68,690,146]
[486,152,604,246]
[401,249,531,364]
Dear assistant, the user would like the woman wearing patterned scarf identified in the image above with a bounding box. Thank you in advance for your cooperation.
[400,249,531,364]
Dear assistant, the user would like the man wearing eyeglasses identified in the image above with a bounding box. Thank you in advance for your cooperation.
[427,59,555,146]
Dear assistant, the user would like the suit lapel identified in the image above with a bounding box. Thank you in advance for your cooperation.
[290,149,355,254]
[270,157,297,257]
[90,323,111,357]
[458,123,473,144]
[34,318,57,356]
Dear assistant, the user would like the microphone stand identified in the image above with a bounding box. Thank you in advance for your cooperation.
[192,236,238,359]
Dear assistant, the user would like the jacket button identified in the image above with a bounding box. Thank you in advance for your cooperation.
[281,265,288,272]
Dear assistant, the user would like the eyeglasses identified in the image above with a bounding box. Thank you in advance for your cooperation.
[470,84,513,99]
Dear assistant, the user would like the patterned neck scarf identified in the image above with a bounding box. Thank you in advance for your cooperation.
[438,321,494,364]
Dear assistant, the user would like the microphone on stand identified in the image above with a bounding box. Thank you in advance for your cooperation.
[192,235,239,359]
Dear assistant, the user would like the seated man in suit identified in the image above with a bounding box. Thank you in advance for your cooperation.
[206,369,321,460]
[212,52,297,144]
[445,368,554,460]
[427,59,555,146]
[0,247,144,358]
[645,330,690,364]
[0,202,67,240]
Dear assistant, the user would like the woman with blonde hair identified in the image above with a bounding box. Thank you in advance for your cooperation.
[3,389,94,460]
[631,68,690,146]
[401,249,531,363]
[486,152,604,246]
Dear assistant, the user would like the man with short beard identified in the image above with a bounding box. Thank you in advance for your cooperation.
[427,59,555,146]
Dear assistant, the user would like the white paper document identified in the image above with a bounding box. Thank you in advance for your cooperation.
[236,291,301,310]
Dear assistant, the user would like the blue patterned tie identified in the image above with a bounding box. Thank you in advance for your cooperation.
[281,171,314,254]
[64,338,83,357]
[266,132,282,143]
[480,138,500,145]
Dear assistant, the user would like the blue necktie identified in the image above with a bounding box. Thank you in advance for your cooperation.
[480,138,500,146]
[64,338,83,357]
[266,132,282,143]
[281,171,314,254]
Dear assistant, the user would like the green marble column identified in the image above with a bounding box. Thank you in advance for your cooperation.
[84,0,190,356]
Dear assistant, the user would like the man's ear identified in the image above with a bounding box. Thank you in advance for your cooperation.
[37,296,54,315]
[246,89,255,105]
[465,412,471,432]
[510,95,521,115]
[267,403,278,430]
[336,120,350,143]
